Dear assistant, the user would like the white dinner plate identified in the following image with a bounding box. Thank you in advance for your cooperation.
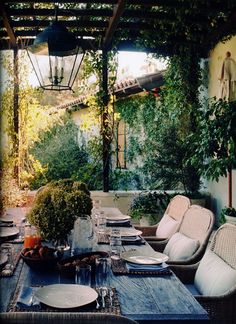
[119,228,142,237]
[121,250,169,265]
[0,216,14,223]
[0,227,19,238]
[106,214,131,221]
[35,284,98,309]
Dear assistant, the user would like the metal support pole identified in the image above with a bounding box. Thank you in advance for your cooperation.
[228,169,232,208]
[102,48,110,192]
[13,46,19,184]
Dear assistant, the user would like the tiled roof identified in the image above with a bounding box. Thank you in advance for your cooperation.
[53,70,164,112]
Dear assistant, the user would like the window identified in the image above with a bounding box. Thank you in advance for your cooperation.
[116,120,127,169]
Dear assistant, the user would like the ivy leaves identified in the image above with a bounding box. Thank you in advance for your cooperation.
[189,98,236,181]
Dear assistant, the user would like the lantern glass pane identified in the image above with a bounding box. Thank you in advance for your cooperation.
[27,46,84,91]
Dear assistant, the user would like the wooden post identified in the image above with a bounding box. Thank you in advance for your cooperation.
[13,46,19,184]
[228,169,232,208]
[102,48,110,192]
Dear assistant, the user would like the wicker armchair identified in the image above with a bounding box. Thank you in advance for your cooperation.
[0,312,138,324]
[135,194,190,250]
[170,223,236,324]
[151,205,215,265]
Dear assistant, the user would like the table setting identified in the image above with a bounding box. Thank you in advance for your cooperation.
[97,227,145,245]
[1,207,209,322]
[9,284,121,314]
[8,252,121,315]
[111,249,172,275]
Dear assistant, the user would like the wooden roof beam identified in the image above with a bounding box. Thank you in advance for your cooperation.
[103,0,126,48]
[0,3,17,47]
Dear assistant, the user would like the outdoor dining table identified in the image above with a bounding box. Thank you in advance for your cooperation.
[0,207,209,323]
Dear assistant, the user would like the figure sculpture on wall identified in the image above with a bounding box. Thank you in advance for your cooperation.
[219,51,236,101]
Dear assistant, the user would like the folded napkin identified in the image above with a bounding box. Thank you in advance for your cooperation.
[16,286,41,310]
[126,262,169,272]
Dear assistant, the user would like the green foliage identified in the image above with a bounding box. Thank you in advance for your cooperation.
[110,169,143,191]
[222,207,236,217]
[220,207,236,225]
[115,54,202,195]
[129,191,171,220]
[0,167,28,211]
[189,98,236,181]
[29,115,89,188]
[27,180,93,241]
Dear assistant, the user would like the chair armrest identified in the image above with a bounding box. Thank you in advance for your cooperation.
[169,263,199,284]
[148,239,169,252]
[134,225,157,236]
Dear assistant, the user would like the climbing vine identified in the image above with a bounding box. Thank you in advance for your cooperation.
[115,51,203,196]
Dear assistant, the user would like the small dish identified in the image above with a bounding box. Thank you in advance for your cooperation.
[21,246,61,271]
[121,250,169,265]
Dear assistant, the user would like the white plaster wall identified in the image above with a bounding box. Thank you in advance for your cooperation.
[209,36,236,99]
[207,36,236,223]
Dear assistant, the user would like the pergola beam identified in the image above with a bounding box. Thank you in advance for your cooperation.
[3,0,232,10]
[0,3,17,47]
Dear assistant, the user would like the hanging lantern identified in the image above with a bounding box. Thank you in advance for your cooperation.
[26,7,84,91]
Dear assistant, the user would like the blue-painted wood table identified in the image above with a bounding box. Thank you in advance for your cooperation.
[0,208,209,323]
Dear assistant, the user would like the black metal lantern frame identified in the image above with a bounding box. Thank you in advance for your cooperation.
[26,6,84,91]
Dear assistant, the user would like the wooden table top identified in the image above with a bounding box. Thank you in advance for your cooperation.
[0,208,209,323]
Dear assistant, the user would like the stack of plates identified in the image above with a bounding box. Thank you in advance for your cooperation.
[104,227,143,242]
[106,214,131,226]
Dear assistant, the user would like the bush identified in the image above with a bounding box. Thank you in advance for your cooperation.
[129,191,171,221]
[29,116,88,188]
[27,180,93,241]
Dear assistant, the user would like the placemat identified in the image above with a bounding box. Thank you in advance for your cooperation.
[0,248,21,277]
[97,234,145,245]
[8,285,121,315]
[106,222,131,228]
[111,258,172,275]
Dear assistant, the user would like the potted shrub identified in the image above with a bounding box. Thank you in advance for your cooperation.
[129,191,171,225]
[27,179,93,247]
[220,207,236,225]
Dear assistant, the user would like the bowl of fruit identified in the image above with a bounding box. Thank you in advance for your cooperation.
[21,245,62,271]
[57,251,109,278]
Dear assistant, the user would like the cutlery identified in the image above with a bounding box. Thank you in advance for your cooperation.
[101,287,108,308]
[95,293,102,310]
[109,288,114,306]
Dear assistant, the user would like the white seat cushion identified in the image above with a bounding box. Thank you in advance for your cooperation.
[155,214,180,239]
[194,249,236,296]
[163,232,199,261]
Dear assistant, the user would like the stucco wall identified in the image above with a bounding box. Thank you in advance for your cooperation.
[209,36,236,99]
[207,36,236,223]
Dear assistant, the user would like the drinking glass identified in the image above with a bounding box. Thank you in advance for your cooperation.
[95,257,110,287]
[96,212,107,235]
[13,214,25,243]
[1,243,14,274]
[75,264,92,286]
[109,228,122,260]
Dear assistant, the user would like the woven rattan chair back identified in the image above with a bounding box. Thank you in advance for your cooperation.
[209,223,236,270]
[0,312,138,324]
[180,205,214,245]
[166,195,191,222]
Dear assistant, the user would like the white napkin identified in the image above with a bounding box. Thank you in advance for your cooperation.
[16,286,41,310]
